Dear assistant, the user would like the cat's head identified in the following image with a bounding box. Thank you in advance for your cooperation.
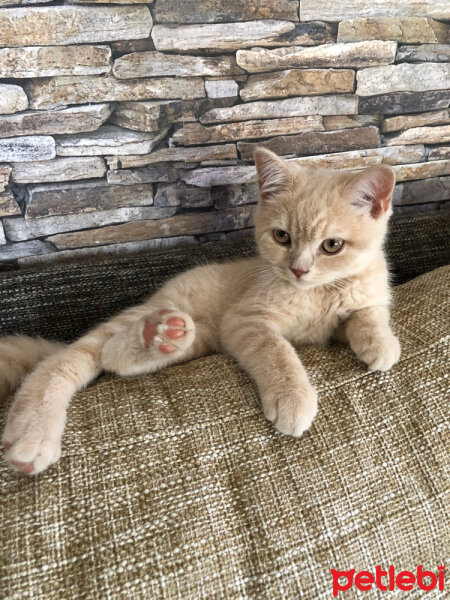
[253,147,395,289]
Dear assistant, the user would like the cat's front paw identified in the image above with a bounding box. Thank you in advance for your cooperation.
[262,383,318,438]
[354,332,401,372]
[2,391,64,475]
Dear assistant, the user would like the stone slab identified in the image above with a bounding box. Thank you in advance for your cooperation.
[396,45,450,63]
[382,110,450,133]
[0,192,20,217]
[337,18,448,43]
[241,69,354,101]
[300,1,450,22]
[107,144,237,170]
[11,157,106,184]
[180,98,237,123]
[113,52,244,79]
[111,101,182,132]
[289,145,425,168]
[200,95,358,123]
[56,126,169,157]
[154,182,213,208]
[111,39,155,54]
[0,165,11,192]
[0,84,28,115]
[0,6,152,47]
[18,237,190,266]
[0,136,55,162]
[238,126,381,159]
[0,0,53,4]
[0,240,52,261]
[70,0,154,4]
[0,104,112,138]
[385,125,450,146]
[237,41,396,72]
[394,176,450,206]
[152,0,299,23]
[17,236,200,268]
[173,116,324,145]
[182,165,259,187]
[0,222,6,245]
[323,115,380,130]
[357,63,450,97]
[358,90,450,116]
[155,146,426,188]
[428,147,450,162]
[107,165,177,185]
[4,206,177,242]
[212,184,259,210]
[393,201,449,215]
[393,160,450,182]
[152,21,333,53]
[24,181,154,219]
[205,80,239,99]
[46,206,255,248]
[26,76,205,110]
[0,45,111,78]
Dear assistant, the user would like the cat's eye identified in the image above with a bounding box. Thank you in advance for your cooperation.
[321,238,345,254]
[273,229,291,245]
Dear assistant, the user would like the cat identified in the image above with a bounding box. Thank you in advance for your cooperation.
[1,148,401,475]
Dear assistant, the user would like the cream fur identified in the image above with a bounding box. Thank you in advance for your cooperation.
[1,149,400,474]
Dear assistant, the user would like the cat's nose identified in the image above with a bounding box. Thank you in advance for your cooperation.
[290,267,309,279]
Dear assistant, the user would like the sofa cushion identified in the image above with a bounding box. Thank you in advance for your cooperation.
[1,264,448,599]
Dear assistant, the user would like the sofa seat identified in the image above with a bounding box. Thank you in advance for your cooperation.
[0,212,449,599]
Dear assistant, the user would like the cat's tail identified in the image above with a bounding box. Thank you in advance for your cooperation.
[0,336,65,400]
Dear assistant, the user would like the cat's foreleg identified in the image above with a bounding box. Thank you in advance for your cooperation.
[344,306,401,371]
[221,314,318,437]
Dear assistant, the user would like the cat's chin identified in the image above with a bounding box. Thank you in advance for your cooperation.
[292,279,318,290]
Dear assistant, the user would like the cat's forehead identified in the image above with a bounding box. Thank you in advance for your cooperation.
[272,168,354,238]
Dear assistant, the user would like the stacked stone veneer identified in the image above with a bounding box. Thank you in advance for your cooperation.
[0,1,449,267]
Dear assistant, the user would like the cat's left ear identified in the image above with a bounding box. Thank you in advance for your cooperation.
[345,165,396,219]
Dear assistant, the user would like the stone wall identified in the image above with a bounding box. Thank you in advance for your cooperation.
[0,0,449,268]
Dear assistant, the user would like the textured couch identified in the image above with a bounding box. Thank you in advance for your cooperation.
[1,212,449,600]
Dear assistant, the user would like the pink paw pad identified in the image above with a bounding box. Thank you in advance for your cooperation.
[143,311,189,354]
[11,459,34,474]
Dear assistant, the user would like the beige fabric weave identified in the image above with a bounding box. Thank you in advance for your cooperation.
[1,266,449,599]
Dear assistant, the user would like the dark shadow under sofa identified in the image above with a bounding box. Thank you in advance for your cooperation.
[1,211,449,599]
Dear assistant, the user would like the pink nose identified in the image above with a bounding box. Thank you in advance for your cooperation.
[290,267,309,279]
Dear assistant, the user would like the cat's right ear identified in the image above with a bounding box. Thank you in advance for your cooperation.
[254,148,291,201]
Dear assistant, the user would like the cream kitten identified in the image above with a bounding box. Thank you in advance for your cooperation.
[1,148,400,475]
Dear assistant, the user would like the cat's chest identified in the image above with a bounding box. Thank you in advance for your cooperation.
[279,289,347,345]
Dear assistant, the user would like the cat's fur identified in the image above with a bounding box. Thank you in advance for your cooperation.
[1,148,400,475]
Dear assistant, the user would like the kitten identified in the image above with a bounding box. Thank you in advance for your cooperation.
[1,148,400,475]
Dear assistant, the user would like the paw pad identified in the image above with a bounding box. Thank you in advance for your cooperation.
[143,310,194,355]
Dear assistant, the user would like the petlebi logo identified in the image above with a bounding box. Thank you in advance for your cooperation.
[330,564,445,597]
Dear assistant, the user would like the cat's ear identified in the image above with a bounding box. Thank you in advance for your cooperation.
[254,147,291,200]
[345,165,396,219]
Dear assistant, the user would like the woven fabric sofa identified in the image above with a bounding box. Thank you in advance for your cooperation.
[1,211,449,600]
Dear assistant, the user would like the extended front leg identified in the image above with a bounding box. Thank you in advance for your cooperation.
[221,315,318,437]
[344,306,401,372]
